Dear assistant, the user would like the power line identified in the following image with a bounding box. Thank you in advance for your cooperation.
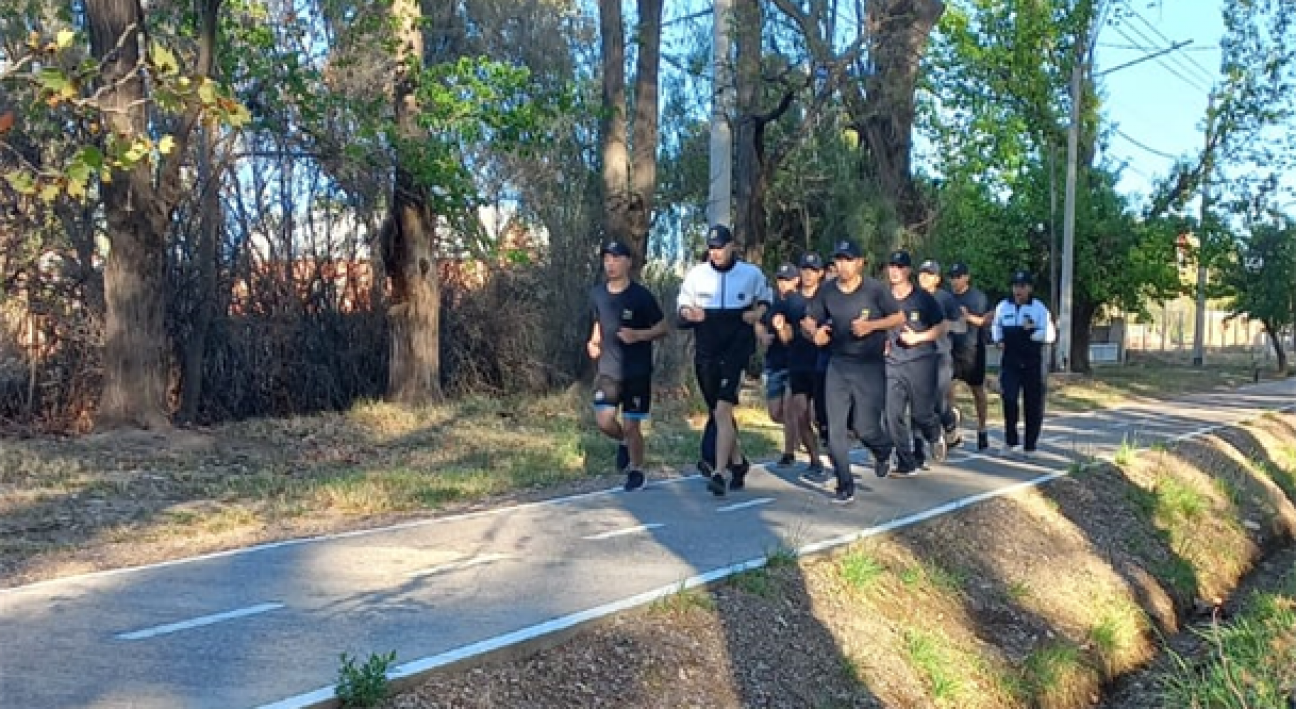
[1111,21,1215,87]
[1098,42,1218,52]
[1114,20,1214,85]
[1109,25,1212,94]
[1113,128,1178,159]
[1128,10,1215,79]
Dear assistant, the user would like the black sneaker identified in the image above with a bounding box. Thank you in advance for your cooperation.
[707,472,728,496]
[892,462,919,477]
[832,488,856,504]
[728,459,750,491]
[873,457,891,479]
[776,453,796,467]
[801,463,830,484]
[976,431,989,451]
[616,442,630,472]
[623,469,646,492]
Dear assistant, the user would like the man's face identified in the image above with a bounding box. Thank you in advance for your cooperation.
[950,273,969,293]
[886,263,910,285]
[833,255,862,281]
[603,252,630,279]
[1012,282,1033,301]
[800,267,823,289]
[708,243,735,267]
[776,276,799,295]
[918,272,940,292]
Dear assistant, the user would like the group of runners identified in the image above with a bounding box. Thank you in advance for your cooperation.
[587,224,1057,503]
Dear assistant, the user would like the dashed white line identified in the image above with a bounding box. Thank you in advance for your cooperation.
[582,523,665,540]
[407,554,511,578]
[115,602,284,641]
[716,498,774,513]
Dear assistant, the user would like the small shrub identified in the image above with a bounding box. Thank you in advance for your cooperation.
[336,650,396,708]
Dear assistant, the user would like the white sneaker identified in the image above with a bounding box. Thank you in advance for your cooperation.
[1002,445,1022,457]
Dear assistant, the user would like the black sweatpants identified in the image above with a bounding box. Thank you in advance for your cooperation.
[824,358,891,494]
[936,351,956,431]
[886,355,943,470]
[1000,358,1046,450]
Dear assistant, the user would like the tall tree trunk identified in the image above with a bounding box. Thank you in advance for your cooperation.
[1262,319,1288,374]
[87,0,220,430]
[383,0,442,405]
[178,127,222,424]
[1069,298,1096,374]
[627,0,663,261]
[857,0,944,240]
[733,0,764,260]
[599,0,662,266]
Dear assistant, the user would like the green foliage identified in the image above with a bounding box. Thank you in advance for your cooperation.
[839,550,886,592]
[335,650,396,708]
[1219,217,1296,357]
[1,25,250,203]
[1164,569,1296,708]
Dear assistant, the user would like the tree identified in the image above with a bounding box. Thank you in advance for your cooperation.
[599,0,664,265]
[1220,207,1296,373]
[381,0,443,405]
[86,0,224,429]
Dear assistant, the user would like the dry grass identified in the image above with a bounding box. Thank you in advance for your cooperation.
[0,384,782,586]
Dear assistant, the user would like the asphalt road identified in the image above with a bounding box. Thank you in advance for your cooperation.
[1,378,1292,709]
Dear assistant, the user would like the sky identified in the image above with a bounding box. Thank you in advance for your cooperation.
[1092,0,1224,203]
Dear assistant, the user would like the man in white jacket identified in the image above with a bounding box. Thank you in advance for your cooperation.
[990,270,1057,457]
[678,224,772,495]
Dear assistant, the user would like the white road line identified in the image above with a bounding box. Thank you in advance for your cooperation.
[582,523,665,541]
[406,554,511,579]
[716,498,774,513]
[115,602,283,641]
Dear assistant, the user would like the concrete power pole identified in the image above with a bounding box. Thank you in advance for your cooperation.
[707,0,734,229]
[1192,93,1217,367]
[1057,37,1084,373]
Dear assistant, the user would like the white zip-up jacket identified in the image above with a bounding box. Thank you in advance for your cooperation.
[678,258,772,357]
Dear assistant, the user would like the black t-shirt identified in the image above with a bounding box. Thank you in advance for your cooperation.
[887,286,945,363]
[761,299,789,371]
[589,281,664,379]
[769,292,818,373]
[806,278,899,363]
[952,286,990,352]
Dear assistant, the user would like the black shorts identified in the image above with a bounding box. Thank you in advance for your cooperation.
[789,371,816,397]
[695,335,754,408]
[593,374,652,419]
[952,344,986,387]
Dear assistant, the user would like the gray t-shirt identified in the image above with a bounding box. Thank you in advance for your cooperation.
[932,288,965,355]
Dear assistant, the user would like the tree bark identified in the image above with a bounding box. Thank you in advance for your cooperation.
[857,0,944,240]
[1069,298,1096,374]
[383,0,442,405]
[87,0,220,430]
[733,0,764,260]
[177,127,222,424]
[1262,319,1288,374]
[599,0,662,267]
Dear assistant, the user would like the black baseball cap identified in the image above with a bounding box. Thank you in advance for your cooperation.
[799,252,825,270]
[601,240,633,258]
[888,250,912,268]
[706,224,734,248]
[918,259,941,275]
[948,262,969,278]
[775,263,799,280]
[832,240,863,259]
[1011,270,1034,285]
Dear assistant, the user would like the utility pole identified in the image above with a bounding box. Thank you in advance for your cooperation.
[707,0,733,229]
[1058,33,1084,374]
[1048,143,1059,370]
[1192,93,1216,367]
